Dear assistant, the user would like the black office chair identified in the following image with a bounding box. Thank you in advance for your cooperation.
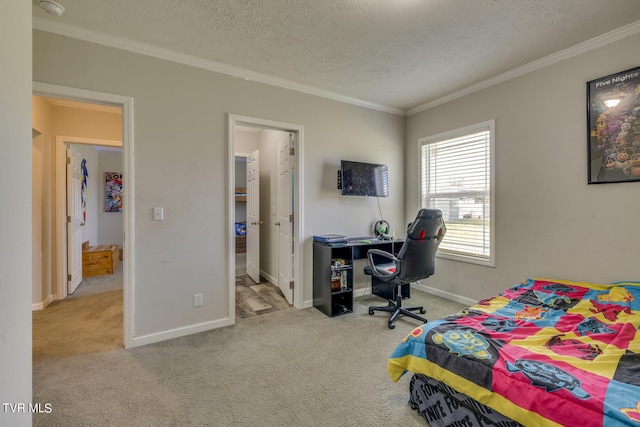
[364,209,446,329]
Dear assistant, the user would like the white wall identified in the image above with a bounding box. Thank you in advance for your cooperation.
[33,30,405,340]
[0,2,32,425]
[32,133,50,305]
[75,145,124,248]
[32,97,55,308]
[406,32,640,302]
[98,148,124,247]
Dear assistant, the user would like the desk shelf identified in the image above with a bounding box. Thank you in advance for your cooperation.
[313,238,404,317]
[313,243,353,317]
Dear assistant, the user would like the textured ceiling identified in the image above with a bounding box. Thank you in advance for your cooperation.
[33,0,640,113]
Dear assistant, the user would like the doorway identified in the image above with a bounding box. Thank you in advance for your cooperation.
[33,82,135,349]
[228,115,304,322]
[233,142,288,318]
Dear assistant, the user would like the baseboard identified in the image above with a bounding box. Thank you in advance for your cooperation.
[353,287,370,298]
[411,282,477,307]
[352,281,476,307]
[32,295,53,311]
[259,270,277,286]
[132,317,234,347]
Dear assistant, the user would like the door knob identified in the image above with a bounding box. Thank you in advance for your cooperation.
[275,222,281,226]
[251,221,264,225]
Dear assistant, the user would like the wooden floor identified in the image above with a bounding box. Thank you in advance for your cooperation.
[235,274,291,319]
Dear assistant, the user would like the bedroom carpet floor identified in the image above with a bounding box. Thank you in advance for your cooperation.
[33,253,467,426]
[32,264,125,358]
[33,289,467,426]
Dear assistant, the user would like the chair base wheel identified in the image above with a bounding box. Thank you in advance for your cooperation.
[368,297,427,328]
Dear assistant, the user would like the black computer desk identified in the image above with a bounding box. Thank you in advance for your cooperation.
[312,237,408,317]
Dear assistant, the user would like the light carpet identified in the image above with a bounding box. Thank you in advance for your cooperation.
[33,289,466,426]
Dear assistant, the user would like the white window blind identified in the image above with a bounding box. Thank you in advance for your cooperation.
[420,121,495,266]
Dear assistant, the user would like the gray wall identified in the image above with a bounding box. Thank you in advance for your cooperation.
[406,32,640,302]
[33,30,405,339]
[0,2,32,425]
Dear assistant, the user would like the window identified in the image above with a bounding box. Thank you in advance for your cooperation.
[420,120,495,266]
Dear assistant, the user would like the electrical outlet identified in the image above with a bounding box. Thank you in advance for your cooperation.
[193,293,203,307]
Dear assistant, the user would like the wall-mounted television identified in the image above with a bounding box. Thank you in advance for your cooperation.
[340,160,389,197]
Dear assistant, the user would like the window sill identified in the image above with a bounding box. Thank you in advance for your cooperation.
[436,251,495,268]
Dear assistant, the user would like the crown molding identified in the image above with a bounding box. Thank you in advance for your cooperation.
[33,16,640,118]
[407,19,640,116]
[33,17,405,116]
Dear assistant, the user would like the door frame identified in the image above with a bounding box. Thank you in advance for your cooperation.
[33,82,135,349]
[60,137,122,296]
[227,114,304,318]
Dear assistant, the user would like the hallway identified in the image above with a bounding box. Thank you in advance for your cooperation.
[235,253,291,319]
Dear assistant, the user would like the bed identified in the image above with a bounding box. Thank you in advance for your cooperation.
[388,278,640,427]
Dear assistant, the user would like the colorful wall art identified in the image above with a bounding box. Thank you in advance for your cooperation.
[105,172,123,212]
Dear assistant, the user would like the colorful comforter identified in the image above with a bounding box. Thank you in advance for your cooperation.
[388,279,640,427]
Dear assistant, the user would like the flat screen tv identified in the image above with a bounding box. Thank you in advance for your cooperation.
[340,160,389,197]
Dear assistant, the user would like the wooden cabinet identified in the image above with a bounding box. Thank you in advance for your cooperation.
[83,244,119,277]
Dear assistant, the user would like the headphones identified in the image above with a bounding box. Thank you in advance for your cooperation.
[373,220,390,238]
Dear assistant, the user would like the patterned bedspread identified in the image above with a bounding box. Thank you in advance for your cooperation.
[388,279,640,426]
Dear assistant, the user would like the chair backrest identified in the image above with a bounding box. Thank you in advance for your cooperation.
[395,209,446,283]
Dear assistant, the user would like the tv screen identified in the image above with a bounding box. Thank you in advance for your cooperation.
[340,160,389,197]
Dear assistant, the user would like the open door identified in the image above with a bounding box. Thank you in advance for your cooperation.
[66,145,84,294]
[277,134,294,304]
[246,149,260,283]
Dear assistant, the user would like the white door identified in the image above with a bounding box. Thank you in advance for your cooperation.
[277,134,294,304]
[67,145,84,294]
[246,150,260,283]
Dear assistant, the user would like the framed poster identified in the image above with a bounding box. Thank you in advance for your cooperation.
[587,66,640,184]
[105,172,123,212]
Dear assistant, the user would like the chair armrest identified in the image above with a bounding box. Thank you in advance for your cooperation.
[366,249,400,281]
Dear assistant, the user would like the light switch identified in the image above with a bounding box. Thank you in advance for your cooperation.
[153,207,164,221]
